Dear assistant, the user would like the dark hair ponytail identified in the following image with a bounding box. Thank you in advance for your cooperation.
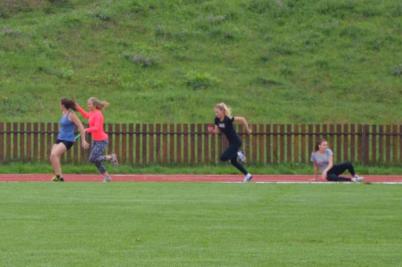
[315,138,327,151]
[61,98,77,111]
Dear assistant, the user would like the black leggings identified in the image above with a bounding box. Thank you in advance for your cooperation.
[220,144,248,175]
[327,161,356,182]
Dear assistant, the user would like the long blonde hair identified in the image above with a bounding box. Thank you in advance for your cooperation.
[89,97,109,110]
[215,102,232,117]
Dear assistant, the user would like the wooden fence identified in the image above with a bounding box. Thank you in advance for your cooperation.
[0,122,401,165]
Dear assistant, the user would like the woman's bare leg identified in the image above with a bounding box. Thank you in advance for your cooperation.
[50,143,67,177]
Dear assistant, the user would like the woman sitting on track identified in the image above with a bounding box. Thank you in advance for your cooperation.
[208,103,253,182]
[75,97,118,183]
[50,98,89,182]
[311,138,363,182]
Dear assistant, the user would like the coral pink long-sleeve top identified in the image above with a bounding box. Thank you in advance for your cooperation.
[77,106,108,141]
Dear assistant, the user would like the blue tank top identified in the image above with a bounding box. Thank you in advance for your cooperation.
[57,113,76,142]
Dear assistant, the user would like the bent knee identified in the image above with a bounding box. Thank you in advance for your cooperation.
[344,161,353,167]
[220,156,229,162]
[50,153,59,160]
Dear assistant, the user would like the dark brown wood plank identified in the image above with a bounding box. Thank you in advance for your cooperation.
[197,123,203,163]
[114,124,121,163]
[155,124,161,163]
[357,124,363,163]
[5,123,11,161]
[307,124,314,164]
[106,124,113,163]
[148,124,154,164]
[183,124,189,164]
[135,124,141,164]
[343,124,349,162]
[258,124,265,163]
[33,123,39,162]
[363,124,370,165]
[176,124,182,163]
[12,123,18,160]
[300,124,306,163]
[350,124,356,162]
[293,124,299,163]
[26,123,32,162]
[40,123,46,162]
[211,125,217,163]
[204,124,210,163]
[142,124,147,164]
[169,124,175,163]
[314,124,321,156]
[251,124,258,162]
[19,123,26,160]
[392,125,398,164]
[399,125,402,164]
[279,125,285,163]
[190,124,195,164]
[266,124,271,163]
[336,124,342,162]
[46,123,53,162]
[272,124,278,163]
[385,125,391,163]
[121,124,127,164]
[162,123,168,164]
[286,124,292,162]
[128,123,134,163]
[0,123,4,162]
[378,125,384,163]
[370,125,377,163]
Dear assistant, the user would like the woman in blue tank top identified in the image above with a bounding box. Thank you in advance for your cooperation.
[50,98,89,182]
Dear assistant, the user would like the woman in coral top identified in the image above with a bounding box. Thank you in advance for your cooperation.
[76,97,118,182]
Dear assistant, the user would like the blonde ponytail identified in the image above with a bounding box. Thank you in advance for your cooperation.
[89,97,109,110]
[215,102,232,117]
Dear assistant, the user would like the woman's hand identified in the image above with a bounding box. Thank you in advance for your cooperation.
[321,170,327,180]
[207,125,216,134]
[81,140,90,150]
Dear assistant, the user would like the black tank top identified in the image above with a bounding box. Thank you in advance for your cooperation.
[214,116,241,145]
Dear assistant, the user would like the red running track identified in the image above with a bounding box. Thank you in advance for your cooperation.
[0,174,402,183]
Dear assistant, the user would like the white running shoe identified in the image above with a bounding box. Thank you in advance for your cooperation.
[237,151,246,163]
[103,176,112,183]
[110,153,119,167]
[243,173,253,183]
[352,175,364,183]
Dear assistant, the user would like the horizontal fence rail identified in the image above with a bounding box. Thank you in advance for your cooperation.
[0,123,401,165]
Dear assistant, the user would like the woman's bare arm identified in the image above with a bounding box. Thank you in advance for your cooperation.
[69,112,89,149]
[321,155,333,179]
[234,116,252,134]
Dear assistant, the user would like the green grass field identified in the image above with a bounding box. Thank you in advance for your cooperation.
[1,0,402,123]
[0,183,401,267]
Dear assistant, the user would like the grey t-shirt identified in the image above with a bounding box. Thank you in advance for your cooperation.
[311,149,333,173]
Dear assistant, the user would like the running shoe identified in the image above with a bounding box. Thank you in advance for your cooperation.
[352,175,364,183]
[237,150,247,163]
[243,173,253,183]
[103,176,112,183]
[52,176,64,182]
[110,153,119,167]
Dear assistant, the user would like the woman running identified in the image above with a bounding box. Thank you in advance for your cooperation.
[311,138,363,182]
[50,98,89,182]
[75,97,118,183]
[208,103,253,182]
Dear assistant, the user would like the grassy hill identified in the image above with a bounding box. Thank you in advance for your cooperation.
[0,0,401,123]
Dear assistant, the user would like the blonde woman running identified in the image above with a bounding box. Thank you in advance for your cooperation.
[75,97,118,182]
[208,103,253,182]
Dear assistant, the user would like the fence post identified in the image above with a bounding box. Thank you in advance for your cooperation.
[361,124,369,165]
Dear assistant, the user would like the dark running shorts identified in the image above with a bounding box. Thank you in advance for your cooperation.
[56,139,74,151]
